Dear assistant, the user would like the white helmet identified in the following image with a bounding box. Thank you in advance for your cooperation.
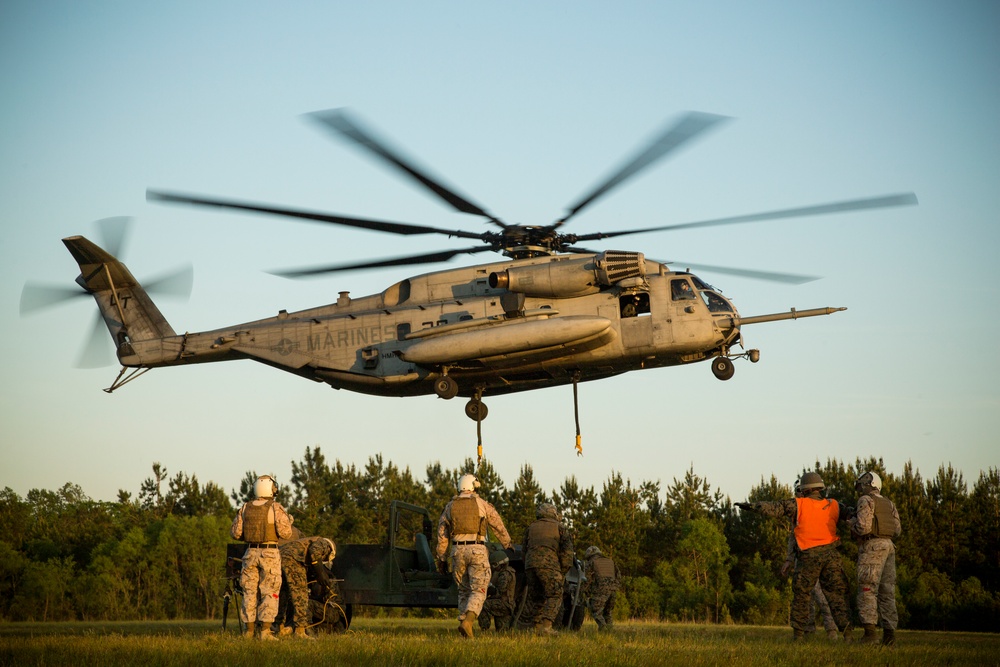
[855,471,882,494]
[458,473,480,493]
[253,475,277,499]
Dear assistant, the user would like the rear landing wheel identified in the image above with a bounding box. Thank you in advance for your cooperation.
[434,375,459,399]
[465,399,488,421]
[711,357,735,381]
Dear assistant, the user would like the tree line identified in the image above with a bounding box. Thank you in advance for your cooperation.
[1,451,997,631]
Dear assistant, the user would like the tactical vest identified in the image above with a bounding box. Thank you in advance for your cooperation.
[450,496,485,537]
[592,556,616,579]
[794,497,840,550]
[527,519,560,552]
[241,499,278,543]
[871,495,898,539]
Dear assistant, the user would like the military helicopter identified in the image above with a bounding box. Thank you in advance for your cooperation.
[22,109,916,454]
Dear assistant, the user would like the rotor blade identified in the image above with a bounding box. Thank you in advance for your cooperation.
[144,263,194,299]
[96,216,132,257]
[664,261,820,284]
[20,282,89,316]
[76,312,112,368]
[269,245,495,278]
[147,190,486,240]
[573,193,919,241]
[307,108,503,225]
[558,112,729,227]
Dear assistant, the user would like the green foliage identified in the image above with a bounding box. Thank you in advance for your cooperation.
[2,455,998,630]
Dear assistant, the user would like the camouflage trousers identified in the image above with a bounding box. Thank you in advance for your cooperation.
[451,544,491,619]
[280,556,312,628]
[240,547,282,624]
[856,538,898,629]
[523,567,564,625]
[588,584,618,628]
[478,595,514,631]
[803,581,838,634]
[791,543,850,632]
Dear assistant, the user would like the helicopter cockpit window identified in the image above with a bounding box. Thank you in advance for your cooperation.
[671,279,696,300]
[619,293,650,318]
[702,291,733,313]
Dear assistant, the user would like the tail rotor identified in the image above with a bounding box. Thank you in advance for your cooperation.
[19,217,192,367]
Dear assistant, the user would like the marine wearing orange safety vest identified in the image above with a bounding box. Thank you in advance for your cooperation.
[794,496,841,550]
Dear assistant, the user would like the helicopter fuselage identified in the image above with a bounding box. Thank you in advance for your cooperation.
[115,251,747,398]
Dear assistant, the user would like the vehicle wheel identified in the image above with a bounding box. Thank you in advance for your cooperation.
[464,399,488,421]
[434,376,459,399]
[711,357,735,381]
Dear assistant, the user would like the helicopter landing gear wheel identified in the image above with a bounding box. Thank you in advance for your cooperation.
[711,357,735,381]
[465,399,488,422]
[434,375,459,399]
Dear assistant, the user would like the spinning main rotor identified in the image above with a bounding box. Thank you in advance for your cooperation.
[148,109,916,281]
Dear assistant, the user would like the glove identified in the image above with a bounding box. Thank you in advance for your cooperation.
[780,560,793,577]
[735,502,753,512]
[437,559,449,575]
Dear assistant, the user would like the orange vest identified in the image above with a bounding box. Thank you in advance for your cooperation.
[794,497,840,550]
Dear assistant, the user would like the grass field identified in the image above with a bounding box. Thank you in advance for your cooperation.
[1,618,997,667]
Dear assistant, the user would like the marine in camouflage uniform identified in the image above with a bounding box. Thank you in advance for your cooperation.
[436,473,512,638]
[277,536,336,639]
[583,546,621,631]
[231,475,293,639]
[736,472,853,641]
[521,502,574,635]
[783,522,838,637]
[478,549,517,631]
[848,471,901,646]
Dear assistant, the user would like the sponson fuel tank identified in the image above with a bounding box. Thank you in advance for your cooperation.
[400,316,613,364]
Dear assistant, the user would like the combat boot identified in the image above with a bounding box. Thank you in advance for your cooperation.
[459,611,477,638]
[258,623,278,641]
[841,622,853,642]
[861,624,879,644]
[279,625,293,637]
[294,627,314,640]
[826,629,840,640]
[242,627,255,639]
[881,627,896,647]
[792,629,806,642]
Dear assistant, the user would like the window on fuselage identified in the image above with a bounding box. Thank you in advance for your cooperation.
[396,323,411,340]
[702,291,732,313]
[619,292,650,318]
[671,278,696,300]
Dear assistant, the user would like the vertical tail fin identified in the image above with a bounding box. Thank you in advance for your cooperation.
[62,236,176,350]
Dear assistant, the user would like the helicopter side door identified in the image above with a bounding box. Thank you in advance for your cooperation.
[617,291,653,353]
[663,275,712,351]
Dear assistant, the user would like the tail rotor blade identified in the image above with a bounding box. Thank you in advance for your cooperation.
[144,263,194,299]
[96,216,132,257]
[19,282,89,316]
[76,312,113,368]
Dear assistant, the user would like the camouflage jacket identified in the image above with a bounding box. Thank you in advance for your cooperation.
[435,492,512,561]
[522,517,574,572]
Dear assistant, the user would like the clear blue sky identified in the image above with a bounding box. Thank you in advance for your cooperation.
[2,2,997,504]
